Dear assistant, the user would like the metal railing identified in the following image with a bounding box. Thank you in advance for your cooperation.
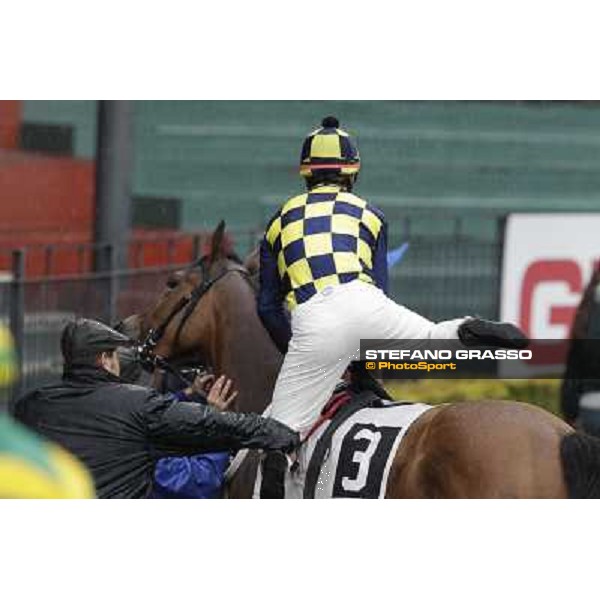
[0,227,263,278]
[1,260,191,405]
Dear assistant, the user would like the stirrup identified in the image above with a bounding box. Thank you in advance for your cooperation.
[260,451,287,499]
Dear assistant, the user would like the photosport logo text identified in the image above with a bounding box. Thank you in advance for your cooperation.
[365,360,458,372]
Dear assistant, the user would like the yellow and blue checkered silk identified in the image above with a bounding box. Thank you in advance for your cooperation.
[265,185,384,310]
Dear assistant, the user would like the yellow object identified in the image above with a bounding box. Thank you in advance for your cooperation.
[0,325,17,386]
[0,415,95,499]
[266,185,384,310]
[0,325,95,498]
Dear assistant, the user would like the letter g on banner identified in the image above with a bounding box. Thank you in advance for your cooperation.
[519,259,581,338]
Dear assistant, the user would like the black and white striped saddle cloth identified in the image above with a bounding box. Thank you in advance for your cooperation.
[295,393,432,499]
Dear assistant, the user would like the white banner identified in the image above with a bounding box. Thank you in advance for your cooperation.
[500,213,600,374]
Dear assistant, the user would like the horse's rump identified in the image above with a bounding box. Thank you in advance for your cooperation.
[389,400,574,498]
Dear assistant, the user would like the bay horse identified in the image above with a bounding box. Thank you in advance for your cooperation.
[120,222,600,498]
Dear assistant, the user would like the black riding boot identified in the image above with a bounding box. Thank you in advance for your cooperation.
[260,451,287,499]
[458,317,529,349]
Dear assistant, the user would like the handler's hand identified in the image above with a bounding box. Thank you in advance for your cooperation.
[190,372,215,396]
[206,375,238,412]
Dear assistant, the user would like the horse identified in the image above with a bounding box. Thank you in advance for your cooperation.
[120,222,600,498]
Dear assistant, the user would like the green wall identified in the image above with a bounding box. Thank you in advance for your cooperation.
[22,100,97,159]
[23,100,600,234]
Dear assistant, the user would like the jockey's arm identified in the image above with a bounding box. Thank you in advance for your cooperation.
[372,220,389,294]
[257,237,292,354]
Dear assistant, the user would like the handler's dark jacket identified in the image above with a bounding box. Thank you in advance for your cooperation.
[13,365,297,498]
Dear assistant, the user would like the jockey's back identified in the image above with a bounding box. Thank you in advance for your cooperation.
[264,185,387,311]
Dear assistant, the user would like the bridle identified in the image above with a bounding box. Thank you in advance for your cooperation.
[138,257,253,378]
[172,259,252,346]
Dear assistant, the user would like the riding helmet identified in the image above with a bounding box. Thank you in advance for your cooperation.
[299,116,361,179]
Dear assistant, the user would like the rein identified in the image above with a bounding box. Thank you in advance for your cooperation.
[173,262,253,346]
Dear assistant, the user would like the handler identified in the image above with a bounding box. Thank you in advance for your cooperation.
[13,318,298,498]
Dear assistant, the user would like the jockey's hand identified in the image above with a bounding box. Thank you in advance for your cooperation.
[205,375,239,412]
[458,317,529,349]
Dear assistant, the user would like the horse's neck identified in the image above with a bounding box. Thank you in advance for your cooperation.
[210,277,282,414]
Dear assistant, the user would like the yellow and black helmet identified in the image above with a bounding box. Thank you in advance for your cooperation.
[299,116,360,179]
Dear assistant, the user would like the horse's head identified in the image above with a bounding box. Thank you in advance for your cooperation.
[119,220,282,419]
[119,220,245,362]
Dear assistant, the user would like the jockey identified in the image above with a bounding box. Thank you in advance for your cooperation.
[257,116,526,497]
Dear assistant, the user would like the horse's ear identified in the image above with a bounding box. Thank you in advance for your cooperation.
[243,245,260,275]
[209,220,227,264]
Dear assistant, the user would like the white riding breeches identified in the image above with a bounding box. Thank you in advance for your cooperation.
[267,280,466,435]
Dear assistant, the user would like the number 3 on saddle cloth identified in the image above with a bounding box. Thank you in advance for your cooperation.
[255,390,432,499]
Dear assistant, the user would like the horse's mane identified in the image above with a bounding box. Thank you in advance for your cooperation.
[190,252,243,269]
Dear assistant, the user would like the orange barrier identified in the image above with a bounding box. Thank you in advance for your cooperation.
[0,101,21,149]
